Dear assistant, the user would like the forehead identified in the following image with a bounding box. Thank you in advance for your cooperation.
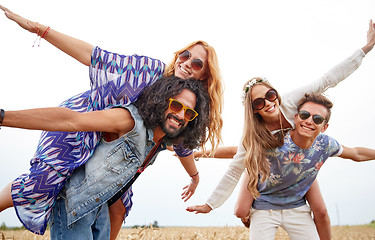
[251,84,271,99]
[300,102,328,117]
[172,89,197,109]
[188,44,208,63]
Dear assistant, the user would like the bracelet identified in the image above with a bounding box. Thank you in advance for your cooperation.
[41,26,50,39]
[0,109,5,129]
[190,172,199,178]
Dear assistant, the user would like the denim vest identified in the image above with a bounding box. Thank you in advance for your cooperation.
[62,104,163,226]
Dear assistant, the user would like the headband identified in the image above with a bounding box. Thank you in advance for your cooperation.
[242,78,269,103]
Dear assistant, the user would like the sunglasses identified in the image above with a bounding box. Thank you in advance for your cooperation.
[298,110,326,125]
[252,89,278,110]
[168,98,199,121]
[178,50,204,71]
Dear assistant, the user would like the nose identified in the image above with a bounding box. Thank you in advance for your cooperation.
[304,115,314,125]
[175,109,186,120]
[181,59,192,69]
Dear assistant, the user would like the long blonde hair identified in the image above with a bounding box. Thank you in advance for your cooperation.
[164,40,223,153]
[242,77,284,198]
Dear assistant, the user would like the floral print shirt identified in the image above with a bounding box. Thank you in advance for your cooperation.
[253,131,342,210]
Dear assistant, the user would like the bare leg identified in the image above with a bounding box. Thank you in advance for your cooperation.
[305,180,331,240]
[234,171,254,228]
[0,181,14,212]
[109,198,126,240]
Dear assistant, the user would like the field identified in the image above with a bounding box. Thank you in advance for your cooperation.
[1,225,375,239]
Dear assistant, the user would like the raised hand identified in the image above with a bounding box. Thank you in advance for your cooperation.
[0,5,40,34]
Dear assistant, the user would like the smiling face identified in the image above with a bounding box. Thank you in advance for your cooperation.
[174,44,208,81]
[294,101,329,140]
[251,84,281,122]
[161,89,197,138]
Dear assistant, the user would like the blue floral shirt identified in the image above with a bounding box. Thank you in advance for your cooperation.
[253,131,342,210]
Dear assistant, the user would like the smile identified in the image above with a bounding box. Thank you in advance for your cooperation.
[168,115,183,128]
[265,104,275,112]
[301,124,314,131]
[179,65,190,75]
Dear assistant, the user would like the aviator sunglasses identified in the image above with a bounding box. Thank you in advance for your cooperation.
[298,110,326,125]
[178,50,204,71]
[168,98,199,121]
[252,89,278,110]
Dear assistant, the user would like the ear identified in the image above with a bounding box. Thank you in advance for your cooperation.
[320,123,329,133]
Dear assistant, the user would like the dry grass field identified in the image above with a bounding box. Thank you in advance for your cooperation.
[1,225,375,239]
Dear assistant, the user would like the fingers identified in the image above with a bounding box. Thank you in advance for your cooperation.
[0,5,10,13]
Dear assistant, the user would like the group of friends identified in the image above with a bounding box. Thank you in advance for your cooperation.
[0,4,375,240]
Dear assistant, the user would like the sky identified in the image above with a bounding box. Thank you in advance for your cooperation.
[1,0,375,229]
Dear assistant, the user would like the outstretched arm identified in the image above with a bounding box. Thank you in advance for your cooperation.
[194,146,238,159]
[1,5,93,66]
[2,107,134,135]
[339,146,375,162]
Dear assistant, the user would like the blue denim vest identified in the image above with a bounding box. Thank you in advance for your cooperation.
[62,104,162,226]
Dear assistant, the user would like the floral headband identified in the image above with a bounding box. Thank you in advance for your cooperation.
[242,78,269,103]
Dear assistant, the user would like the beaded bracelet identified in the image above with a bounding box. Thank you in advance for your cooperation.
[0,109,5,129]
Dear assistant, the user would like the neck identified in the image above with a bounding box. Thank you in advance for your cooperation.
[290,130,315,149]
[152,126,165,143]
[265,113,292,131]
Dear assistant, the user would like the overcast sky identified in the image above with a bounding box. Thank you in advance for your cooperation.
[1,0,375,229]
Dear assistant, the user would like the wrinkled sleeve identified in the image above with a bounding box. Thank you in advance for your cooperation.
[206,140,246,209]
[283,49,365,110]
[89,46,165,111]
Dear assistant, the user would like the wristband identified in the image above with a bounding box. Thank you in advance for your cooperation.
[0,109,4,129]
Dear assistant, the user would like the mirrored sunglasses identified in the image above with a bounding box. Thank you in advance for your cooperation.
[298,110,326,125]
[252,89,278,110]
[178,50,204,71]
[168,98,199,121]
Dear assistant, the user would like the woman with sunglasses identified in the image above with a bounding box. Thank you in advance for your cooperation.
[188,20,375,239]
[0,5,223,237]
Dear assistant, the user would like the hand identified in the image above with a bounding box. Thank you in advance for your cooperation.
[0,5,38,33]
[363,19,375,54]
[181,180,198,202]
[186,204,212,214]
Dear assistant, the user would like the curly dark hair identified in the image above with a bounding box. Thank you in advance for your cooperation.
[134,76,210,150]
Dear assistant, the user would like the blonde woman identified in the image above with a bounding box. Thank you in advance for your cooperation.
[0,5,223,238]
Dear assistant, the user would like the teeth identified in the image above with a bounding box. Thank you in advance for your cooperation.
[180,66,189,74]
[301,125,313,131]
[170,117,181,126]
[266,105,275,112]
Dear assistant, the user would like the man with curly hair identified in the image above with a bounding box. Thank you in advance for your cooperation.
[1,76,210,239]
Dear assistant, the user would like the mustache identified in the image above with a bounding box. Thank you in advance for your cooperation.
[167,113,185,125]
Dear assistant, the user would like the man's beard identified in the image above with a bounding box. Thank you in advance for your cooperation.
[161,113,186,138]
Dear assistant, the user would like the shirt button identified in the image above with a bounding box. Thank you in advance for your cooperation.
[118,183,122,187]
[72,211,77,216]
[96,198,100,202]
